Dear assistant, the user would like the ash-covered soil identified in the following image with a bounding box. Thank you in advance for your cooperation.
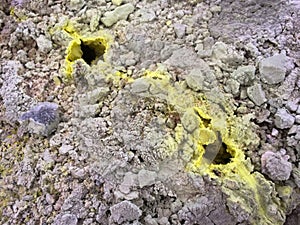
[0,0,299,225]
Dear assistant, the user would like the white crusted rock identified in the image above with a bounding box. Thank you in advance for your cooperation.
[247,83,267,106]
[232,65,256,86]
[261,151,292,181]
[274,108,295,129]
[101,3,135,27]
[36,35,53,54]
[173,23,186,38]
[138,169,157,188]
[110,201,142,224]
[259,54,288,84]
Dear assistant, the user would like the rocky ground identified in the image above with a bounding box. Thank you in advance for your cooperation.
[0,0,299,224]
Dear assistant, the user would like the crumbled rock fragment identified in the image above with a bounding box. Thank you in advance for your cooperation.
[86,9,101,31]
[119,172,138,194]
[173,23,186,38]
[36,35,52,54]
[71,167,86,179]
[138,8,156,22]
[259,54,288,84]
[292,168,300,188]
[101,3,135,27]
[144,215,158,225]
[178,195,235,225]
[186,68,216,92]
[285,101,299,112]
[271,128,279,136]
[69,0,85,10]
[295,115,300,124]
[53,213,78,225]
[20,102,60,136]
[131,78,151,94]
[112,0,123,6]
[211,42,228,60]
[138,169,157,188]
[165,48,209,70]
[288,125,299,135]
[247,83,267,106]
[181,109,200,133]
[225,78,240,96]
[274,108,295,129]
[231,65,256,86]
[261,150,292,181]
[277,68,299,100]
[0,60,34,122]
[20,102,59,125]
[59,144,74,155]
[110,200,142,224]
[211,41,244,66]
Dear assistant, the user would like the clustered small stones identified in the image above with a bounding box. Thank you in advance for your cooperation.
[0,0,299,224]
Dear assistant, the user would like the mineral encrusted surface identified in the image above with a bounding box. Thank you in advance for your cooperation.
[0,1,299,225]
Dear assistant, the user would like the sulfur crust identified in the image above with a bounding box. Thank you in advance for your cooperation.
[61,20,113,78]
[141,70,285,225]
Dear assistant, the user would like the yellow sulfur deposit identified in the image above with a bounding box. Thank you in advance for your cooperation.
[61,21,112,78]
[138,70,285,225]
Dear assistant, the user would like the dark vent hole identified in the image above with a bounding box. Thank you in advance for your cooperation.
[80,40,105,65]
[212,142,233,165]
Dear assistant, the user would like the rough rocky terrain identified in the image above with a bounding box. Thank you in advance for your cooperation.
[0,0,299,224]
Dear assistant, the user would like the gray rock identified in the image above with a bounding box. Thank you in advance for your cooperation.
[119,172,138,194]
[225,78,240,96]
[71,168,86,179]
[158,217,170,225]
[144,215,159,225]
[110,200,142,224]
[131,78,151,94]
[138,8,156,22]
[59,144,74,154]
[53,213,78,225]
[211,42,228,60]
[288,125,299,135]
[86,9,102,32]
[292,167,300,188]
[276,68,299,100]
[25,61,35,69]
[285,101,299,112]
[69,0,85,10]
[138,169,157,188]
[0,60,34,122]
[295,115,300,124]
[75,104,101,118]
[178,195,235,225]
[181,109,200,133]
[231,65,256,86]
[36,35,53,54]
[20,102,60,136]
[212,41,244,66]
[101,3,135,27]
[112,0,123,6]
[259,54,287,84]
[247,83,267,106]
[186,68,216,92]
[261,151,292,181]
[164,48,209,70]
[274,108,295,129]
[173,23,186,38]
